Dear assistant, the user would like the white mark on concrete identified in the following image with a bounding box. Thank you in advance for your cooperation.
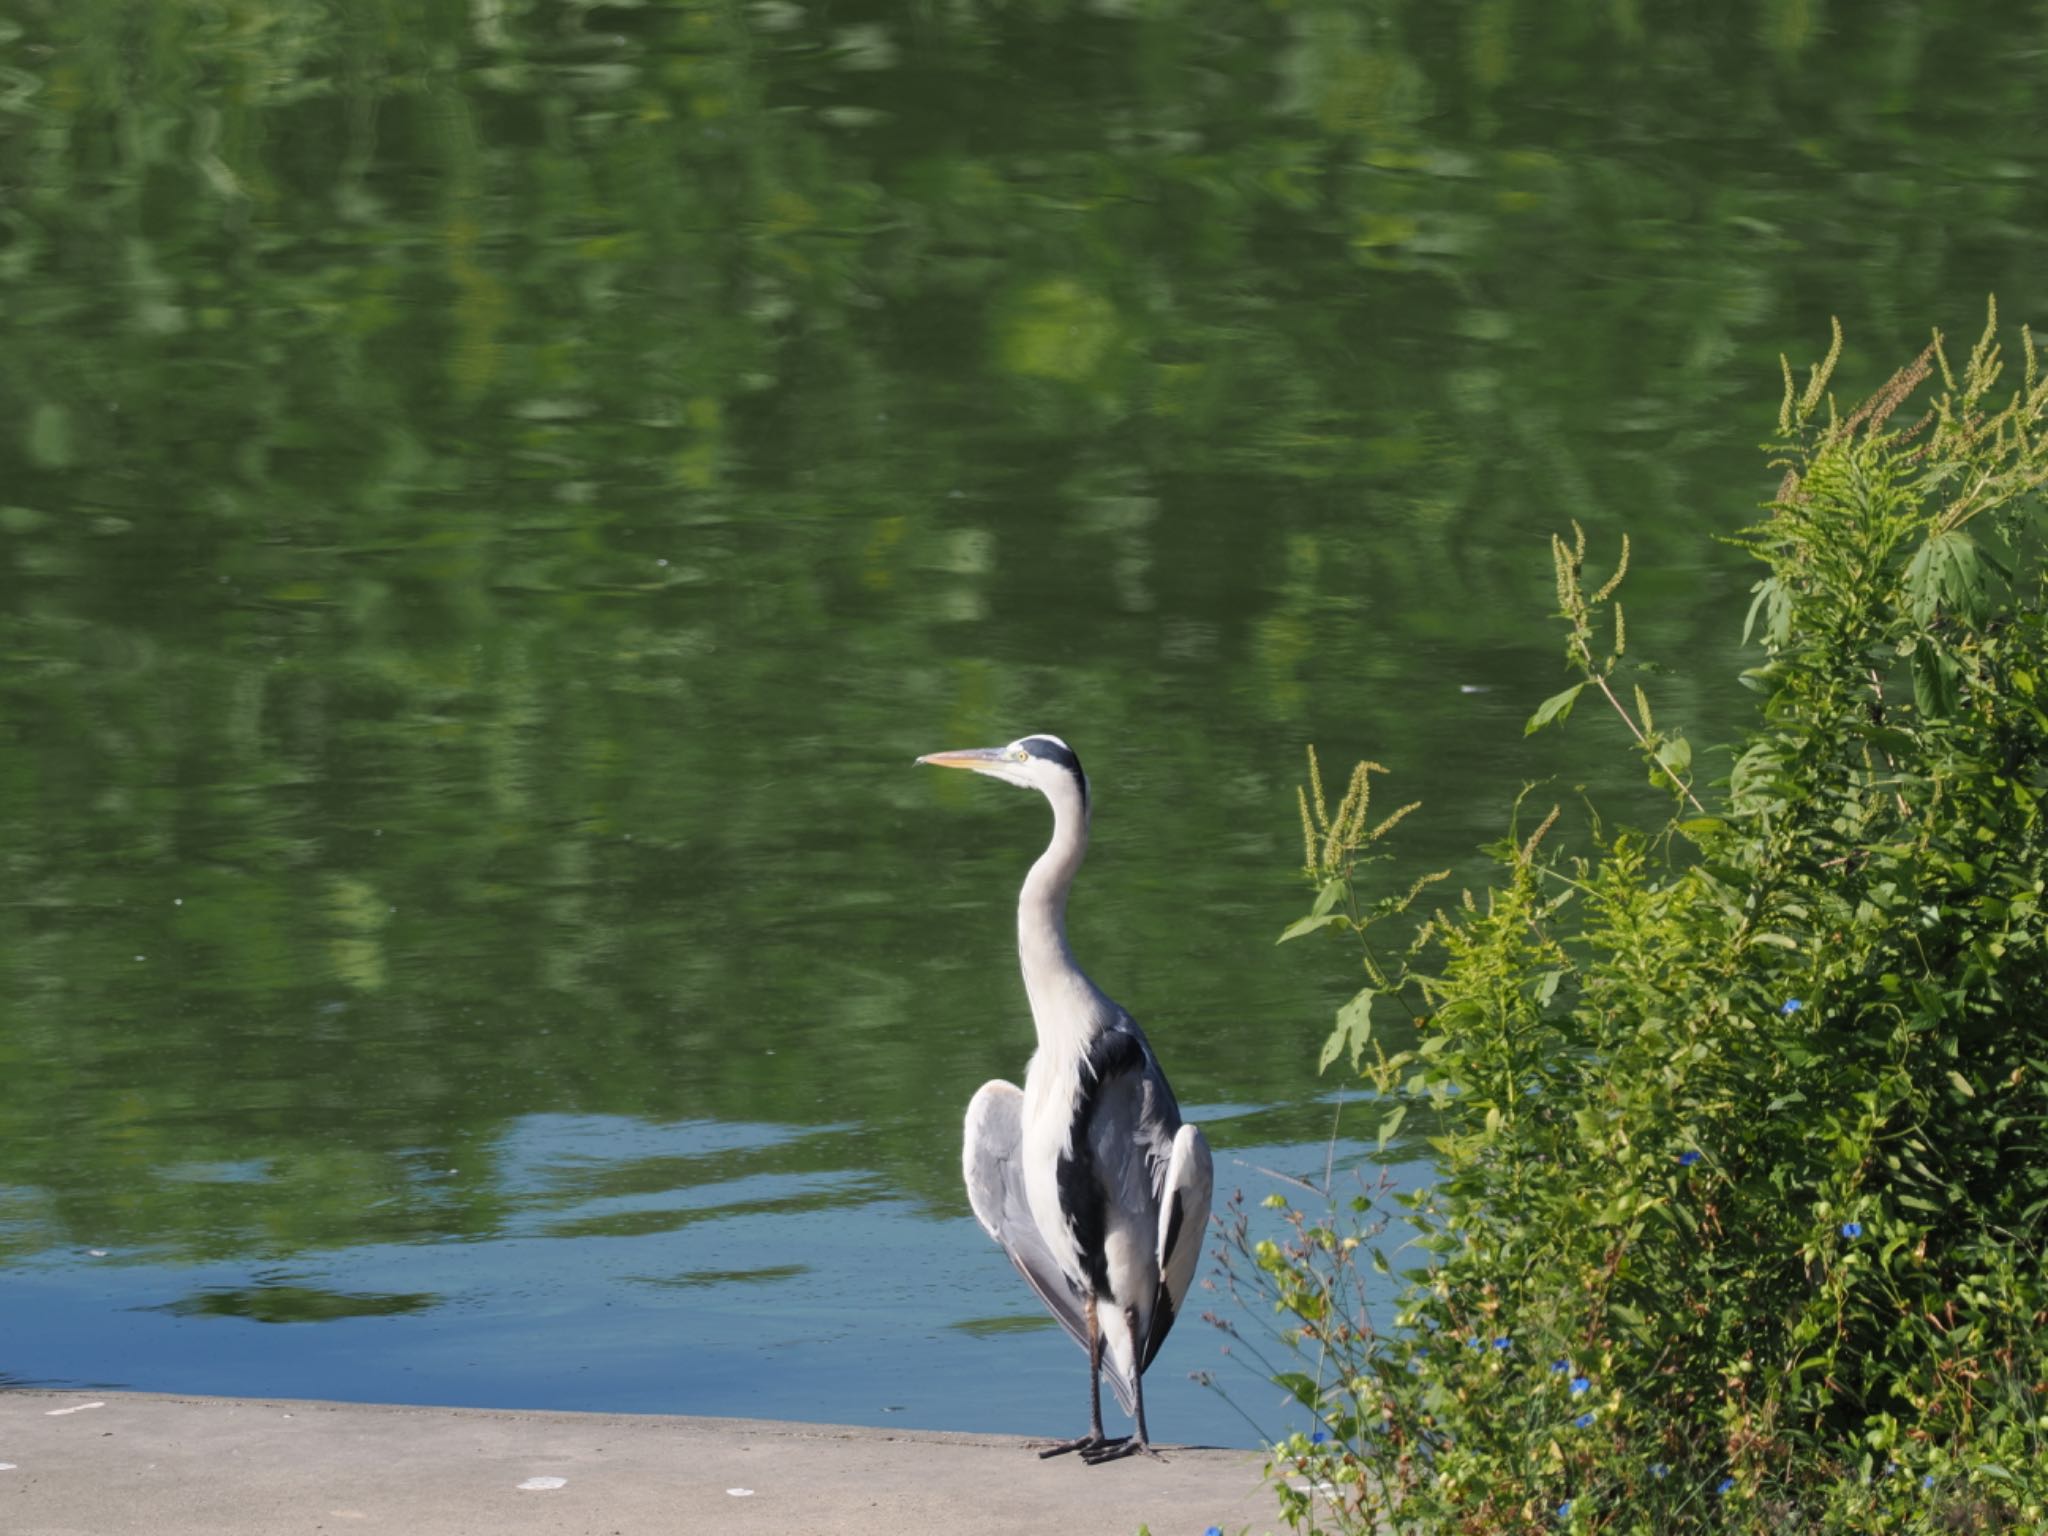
[727,1488,756,1497]
[328,1511,368,1520]
[45,1402,106,1416]
[0,1462,18,1471]
[516,1476,568,1491]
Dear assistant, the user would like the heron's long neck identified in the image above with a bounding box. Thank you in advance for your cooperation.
[1017,788,1095,1046]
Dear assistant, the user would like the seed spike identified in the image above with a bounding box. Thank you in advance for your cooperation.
[1325,768,1363,870]
[1519,805,1562,865]
[1800,315,1843,418]
[1371,800,1422,842]
[1934,326,1957,394]
[1350,762,1373,845]
[1552,534,1575,611]
[1591,533,1630,603]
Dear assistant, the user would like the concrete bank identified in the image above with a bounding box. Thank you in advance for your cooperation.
[1,1390,1274,1535]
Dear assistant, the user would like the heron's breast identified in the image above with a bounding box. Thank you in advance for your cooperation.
[1018,1048,1088,1273]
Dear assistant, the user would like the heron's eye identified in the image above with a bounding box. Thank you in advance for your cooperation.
[1010,749,1029,762]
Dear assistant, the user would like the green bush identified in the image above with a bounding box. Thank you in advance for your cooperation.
[1223,306,2048,1534]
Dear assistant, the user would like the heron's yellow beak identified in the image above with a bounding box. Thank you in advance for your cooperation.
[915,748,1004,771]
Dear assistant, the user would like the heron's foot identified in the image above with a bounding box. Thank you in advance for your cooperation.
[1037,1431,1127,1460]
[1079,1436,1163,1465]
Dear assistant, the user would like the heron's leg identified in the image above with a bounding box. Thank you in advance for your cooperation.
[1038,1295,1128,1459]
[1080,1305,1165,1464]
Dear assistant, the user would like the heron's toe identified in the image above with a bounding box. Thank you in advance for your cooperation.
[1078,1437,1161,1465]
[1038,1431,1128,1460]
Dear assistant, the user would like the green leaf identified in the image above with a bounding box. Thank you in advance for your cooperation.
[1319,987,1376,1073]
[1277,912,1345,944]
[1274,1371,1320,1410]
[1904,529,1987,627]
[1376,1102,1407,1151]
[1911,641,1959,719]
[1947,1069,1976,1099]
[1654,734,1692,777]
[1743,575,1789,647]
[1524,682,1585,736]
[1736,661,1784,695]
[1310,878,1346,918]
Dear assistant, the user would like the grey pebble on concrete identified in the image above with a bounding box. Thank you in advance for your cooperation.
[0,1390,1275,1535]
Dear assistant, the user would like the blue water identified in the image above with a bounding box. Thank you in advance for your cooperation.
[3,1108,1424,1447]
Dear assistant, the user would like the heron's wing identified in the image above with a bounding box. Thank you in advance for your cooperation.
[1083,1018,1181,1217]
[963,1080,1116,1395]
[1140,1121,1213,1373]
[1103,1013,1185,1199]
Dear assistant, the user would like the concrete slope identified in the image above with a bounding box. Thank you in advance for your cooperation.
[0,1390,1274,1536]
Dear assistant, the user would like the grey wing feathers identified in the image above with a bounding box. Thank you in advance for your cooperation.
[1142,1121,1213,1372]
[962,1081,1139,1415]
[1074,1027,1209,1393]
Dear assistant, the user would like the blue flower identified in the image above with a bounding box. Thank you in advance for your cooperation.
[1206,1527,1224,1536]
[1780,998,1804,1015]
[1716,1477,1735,1495]
[1840,1221,1864,1239]
[1922,1474,1935,1490]
[1569,1375,1590,1396]
[1556,1501,1573,1519]
[1650,1463,1669,1480]
[1550,1359,1570,1373]
[1678,1150,1702,1166]
[1574,1411,1594,1428]
[1467,1335,1484,1350]
[1492,1336,1512,1351]
[1310,1427,1329,1444]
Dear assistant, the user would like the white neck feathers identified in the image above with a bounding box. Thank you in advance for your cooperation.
[1016,776,1099,1047]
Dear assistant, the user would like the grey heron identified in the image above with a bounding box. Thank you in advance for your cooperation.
[917,733,1213,1464]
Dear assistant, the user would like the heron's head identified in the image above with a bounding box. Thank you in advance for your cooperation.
[915,733,1089,809]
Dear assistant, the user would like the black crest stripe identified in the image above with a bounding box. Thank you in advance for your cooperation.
[1019,736,1087,809]
[1019,736,1083,775]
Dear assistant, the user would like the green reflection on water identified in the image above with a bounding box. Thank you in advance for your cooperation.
[634,1263,810,1290]
[1,0,2045,1419]
[952,1314,1060,1337]
[151,1282,441,1325]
